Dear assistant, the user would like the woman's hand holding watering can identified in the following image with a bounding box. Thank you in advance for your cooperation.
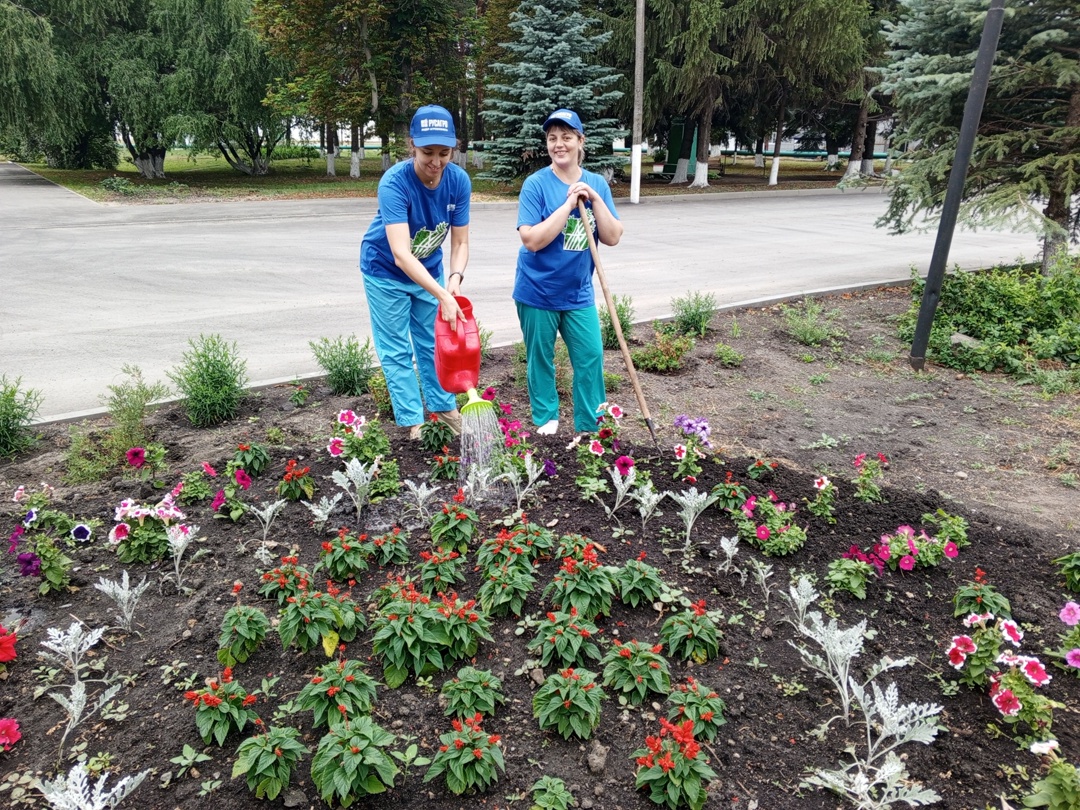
[437,287,464,331]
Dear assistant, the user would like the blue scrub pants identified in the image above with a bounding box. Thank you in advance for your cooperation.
[516,302,606,433]
[362,273,456,426]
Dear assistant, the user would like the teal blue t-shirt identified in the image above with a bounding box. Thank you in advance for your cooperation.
[360,160,471,282]
[513,167,619,311]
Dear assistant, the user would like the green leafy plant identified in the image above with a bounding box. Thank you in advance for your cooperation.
[921,508,970,548]
[632,718,717,810]
[218,603,269,667]
[178,468,215,504]
[231,442,270,477]
[433,592,493,663]
[660,601,720,664]
[184,667,259,746]
[0,375,41,459]
[295,658,378,729]
[781,297,845,347]
[310,714,401,803]
[420,413,457,452]
[103,365,169,462]
[257,554,312,606]
[533,667,606,740]
[826,557,875,600]
[367,370,394,419]
[712,342,744,367]
[27,535,74,595]
[423,712,505,795]
[370,580,448,688]
[670,290,716,337]
[530,775,577,810]
[666,676,727,742]
[1022,749,1080,810]
[851,451,888,503]
[310,334,376,395]
[477,562,535,617]
[631,330,695,372]
[599,293,635,349]
[612,553,665,608]
[417,547,466,596]
[109,494,187,564]
[1053,551,1080,594]
[231,725,308,800]
[730,493,807,556]
[600,639,671,705]
[542,543,615,620]
[527,608,602,669]
[276,459,315,500]
[881,524,959,572]
[804,474,838,523]
[370,527,411,566]
[429,489,479,552]
[317,528,372,582]
[168,333,248,427]
[746,457,778,481]
[278,590,365,654]
[429,446,460,481]
[440,667,506,719]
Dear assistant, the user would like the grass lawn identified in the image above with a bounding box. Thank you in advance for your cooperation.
[16,147,878,204]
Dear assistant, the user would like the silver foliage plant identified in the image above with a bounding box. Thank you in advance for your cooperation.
[668,487,719,551]
[246,498,288,545]
[629,478,667,529]
[400,480,441,528]
[595,463,637,526]
[498,452,548,512]
[332,458,378,523]
[40,623,107,684]
[302,492,343,533]
[161,524,206,594]
[93,570,150,632]
[39,763,150,810]
[50,681,121,760]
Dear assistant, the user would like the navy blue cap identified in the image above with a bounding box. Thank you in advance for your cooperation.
[410,105,457,147]
[543,109,584,134]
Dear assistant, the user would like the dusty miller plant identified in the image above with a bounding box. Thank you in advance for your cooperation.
[668,487,719,551]
[50,680,122,761]
[161,524,206,595]
[781,576,910,730]
[748,558,774,612]
[716,536,749,585]
[594,463,637,528]
[400,480,441,527]
[302,492,343,533]
[93,570,150,633]
[629,479,666,529]
[801,680,943,809]
[332,458,378,523]
[498,452,548,512]
[39,763,150,810]
[245,499,288,547]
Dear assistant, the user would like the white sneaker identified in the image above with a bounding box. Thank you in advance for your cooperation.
[536,419,559,435]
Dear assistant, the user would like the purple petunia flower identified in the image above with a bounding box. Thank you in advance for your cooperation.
[7,526,24,554]
[542,458,557,477]
[1065,649,1080,669]
[16,552,40,577]
[70,524,92,543]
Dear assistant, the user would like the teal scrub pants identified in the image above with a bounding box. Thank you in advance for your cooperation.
[516,302,606,433]
[363,273,456,426]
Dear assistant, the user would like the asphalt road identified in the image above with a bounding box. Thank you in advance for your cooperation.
[0,162,1040,421]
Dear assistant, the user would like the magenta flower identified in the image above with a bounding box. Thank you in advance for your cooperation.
[0,718,21,751]
[1059,602,1080,627]
[589,440,604,457]
[7,525,24,554]
[126,447,147,468]
[873,542,891,561]
[499,402,513,415]
[898,555,915,571]
[948,635,976,668]
[906,536,919,556]
[1000,619,1023,647]
[608,404,624,419]
[756,525,771,541]
[481,387,496,401]
[1020,657,1051,687]
[107,523,130,544]
[16,552,40,577]
[943,541,959,559]
[964,611,993,627]
[211,489,226,512]
[1065,649,1080,668]
[337,409,356,426]
[813,476,830,490]
[992,688,1022,716]
[673,444,687,460]
[853,453,866,469]
[615,455,635,475]
[234,469,252,490]
[327,437,345,457]
[201,461,218,477]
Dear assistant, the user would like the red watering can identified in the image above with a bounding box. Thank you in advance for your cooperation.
[434,295,487,413]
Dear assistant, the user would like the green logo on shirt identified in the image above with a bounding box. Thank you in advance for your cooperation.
[412,221,449,259]
[562,209,594,252]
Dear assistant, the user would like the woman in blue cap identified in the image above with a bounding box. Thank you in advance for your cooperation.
[360,105,470,440]
[514,109,623,435]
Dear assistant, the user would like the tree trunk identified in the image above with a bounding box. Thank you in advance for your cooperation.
[120,130,165,179]
[669,121,694,184]
[825,132,839,171]
[689,111,712,189]
[326,124,337,177]
[844,98,869,178]
[860,118,878,176]
[754,134,765,168]
[768,98,787,187]
[380,132,391,170]
[350,123,360,178]
[1041,84,1080,273]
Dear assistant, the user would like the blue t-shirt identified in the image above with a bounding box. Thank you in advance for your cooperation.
[513,167,619,311]
[360,160,471,282]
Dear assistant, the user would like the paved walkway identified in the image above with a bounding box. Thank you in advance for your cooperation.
[0,161,1039,420]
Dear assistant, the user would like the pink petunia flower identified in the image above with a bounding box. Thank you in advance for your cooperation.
[337,409,356,425]
[673,444,687,460]
[873,542,891,561]
[943,541,959,559]
[964,612,993,628]
[201,461,218,477]
[108,523,130,545]
[608,404,624,419]
[327,437,345,457]
[992,688,1022,716]
[813,476,830,490]
[756,525,771,541]
[499,403,513,415]
[126,447,147,468]
[211,490,226,512]
[1000,619,1023,647]
[615,455,635,475]
[898,555,915,571]
[12,485,25,502]
[1059,602,1080,627]
[589,440,604,457]
[947,636,975,669]
[1065,649,1080,668]
[1019,657,1051,688]
[234,469,252,490]
[481,387,496,401]
[0,718,21,751]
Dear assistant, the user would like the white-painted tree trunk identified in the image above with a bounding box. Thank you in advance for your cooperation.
[669,157,689,183]
[381,152,391,171]
[350,151,360,178]
[454,152,467,168]
[826,153,839,170]
[860,157,875,176]
[471,151,484,169]
[600,167,614,184]
[754,153,765,168]
[132,155,165,179]
[326,148,336,176]
[688,160,709,188]
[768,155,781,186]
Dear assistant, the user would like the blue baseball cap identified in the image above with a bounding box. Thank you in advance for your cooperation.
[410,105,457,147]
[543,109,584,134]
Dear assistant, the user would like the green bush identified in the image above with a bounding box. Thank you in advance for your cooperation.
[99,176,137,195]
[271,144,320,162]
[0,375,41,459]
[367,370,394,418]
[599,294,635,349]
[310,335,375,396]
[63,426,113,484]
[168,334,248,427]
[631,331,695,372]
[781,297,846,347]
[713,342,744,367]
[104,364,169,456]
[670,291,716,337]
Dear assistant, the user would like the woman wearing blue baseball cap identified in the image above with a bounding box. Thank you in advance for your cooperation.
[360,104,471,440]
[514,108,623,435]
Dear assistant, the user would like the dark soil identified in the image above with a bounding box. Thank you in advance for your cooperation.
[1,286,1078,810]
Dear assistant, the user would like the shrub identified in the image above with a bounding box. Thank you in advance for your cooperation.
[99,176,137,195]
[0,375,41,459]
[440,667,506,719]
[232,725,308,800]
[310,335,375,395]
[63,426,113,484]
[713,342,744,367]
[367,370,394,418]
[103,365,169,457]
[631,331,695,372]
[781,297,846,346]
[533,667,605,740]
[670,291,716,337]
[168,334,248,427]
[512,339,572,395]
[311,716,400,804]
[599,294,635,349]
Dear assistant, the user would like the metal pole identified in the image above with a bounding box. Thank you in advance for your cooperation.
[908,0,1006,370]
[629,0,645,204]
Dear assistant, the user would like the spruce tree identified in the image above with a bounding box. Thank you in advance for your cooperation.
[481,0,624,181]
